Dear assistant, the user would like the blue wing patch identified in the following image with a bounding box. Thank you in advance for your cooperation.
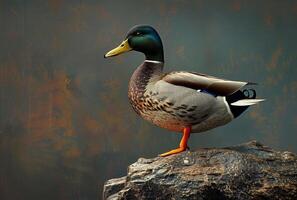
[197,89,218,97]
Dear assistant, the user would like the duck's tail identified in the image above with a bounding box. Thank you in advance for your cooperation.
[226,89,265,118]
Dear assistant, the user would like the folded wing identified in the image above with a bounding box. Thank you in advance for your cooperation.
[162,71,254,96]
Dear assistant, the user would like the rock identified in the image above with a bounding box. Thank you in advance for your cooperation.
[103,141,297,200]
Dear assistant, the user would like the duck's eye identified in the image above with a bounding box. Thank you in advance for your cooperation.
[135,32,142,36]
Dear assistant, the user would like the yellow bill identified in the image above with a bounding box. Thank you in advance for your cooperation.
[104,39,132,58]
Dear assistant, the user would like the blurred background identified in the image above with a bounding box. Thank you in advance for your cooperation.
[1,0,297,199]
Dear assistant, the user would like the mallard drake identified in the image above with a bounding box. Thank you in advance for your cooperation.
[104,25,265,157]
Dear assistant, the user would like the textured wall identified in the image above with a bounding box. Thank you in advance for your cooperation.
[0,0,297,199]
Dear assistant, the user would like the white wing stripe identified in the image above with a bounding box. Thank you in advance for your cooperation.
[231,99,265,106]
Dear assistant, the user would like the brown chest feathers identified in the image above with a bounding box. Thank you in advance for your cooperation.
[128,61,171,116]
[128,88,174,116]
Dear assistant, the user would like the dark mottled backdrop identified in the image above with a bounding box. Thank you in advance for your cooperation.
[1,0,297,199]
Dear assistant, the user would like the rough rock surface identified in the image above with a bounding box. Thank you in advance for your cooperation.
[103,141,297,200]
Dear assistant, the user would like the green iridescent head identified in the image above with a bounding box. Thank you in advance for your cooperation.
[104,25,164,62]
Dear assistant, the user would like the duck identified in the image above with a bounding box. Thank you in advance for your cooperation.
[104,25,265,157]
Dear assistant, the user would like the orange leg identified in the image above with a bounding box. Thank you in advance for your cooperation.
[159,127,191,157]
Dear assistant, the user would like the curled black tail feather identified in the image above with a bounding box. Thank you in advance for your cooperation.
[242,89,256,99]
[226,89,257,118]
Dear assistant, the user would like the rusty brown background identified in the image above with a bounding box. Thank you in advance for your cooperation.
[1,0,297,199]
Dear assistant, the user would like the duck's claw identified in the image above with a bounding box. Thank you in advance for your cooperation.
[159,147,187,157]
[159,127,191,157]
